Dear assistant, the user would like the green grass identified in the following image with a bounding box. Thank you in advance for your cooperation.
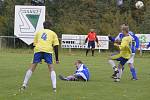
[0,49,150,100]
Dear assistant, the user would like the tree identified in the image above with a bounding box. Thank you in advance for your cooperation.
[140,1,150,34]
[0,0,149,36]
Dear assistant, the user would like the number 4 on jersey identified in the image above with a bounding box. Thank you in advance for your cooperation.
[41,33,47,40]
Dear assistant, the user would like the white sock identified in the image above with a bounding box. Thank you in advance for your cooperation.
[23,69,32,87]
[108,60,116,69]
[117,68,122,79]
[51,71,56,89]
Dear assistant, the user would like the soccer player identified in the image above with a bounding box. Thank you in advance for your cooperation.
[109,25,132,82]
[59,60,90,81]
[85,29,99,56]
[20,21,59,92]
[109,24,139,80]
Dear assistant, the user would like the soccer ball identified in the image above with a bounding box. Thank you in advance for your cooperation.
[135,1,144,9]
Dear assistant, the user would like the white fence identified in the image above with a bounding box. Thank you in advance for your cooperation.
[61,34,109,50]
[0,36,109,50]
[0,35,150,54]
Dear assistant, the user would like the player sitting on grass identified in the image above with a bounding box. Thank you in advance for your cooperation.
[59,60,90,81]
[109,25,132,82]
[20,21,59,92]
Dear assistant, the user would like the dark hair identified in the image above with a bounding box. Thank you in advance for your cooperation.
[76,60,83,64]
[43,21,53,29]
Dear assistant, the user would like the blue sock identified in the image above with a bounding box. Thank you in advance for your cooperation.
[130,67,137,79]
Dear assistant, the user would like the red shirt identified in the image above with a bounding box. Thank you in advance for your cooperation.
[86,32,97,41]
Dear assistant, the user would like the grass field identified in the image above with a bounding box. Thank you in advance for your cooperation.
[0,49,150,100]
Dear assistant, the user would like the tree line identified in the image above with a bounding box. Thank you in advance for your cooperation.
[0,0,150,37]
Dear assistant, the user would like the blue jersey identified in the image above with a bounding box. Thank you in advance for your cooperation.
[75,64,90,81]
[115,31,139,53]
[109,36,115,42]
[147,42,150,48]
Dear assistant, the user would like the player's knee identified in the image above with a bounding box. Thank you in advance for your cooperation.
[128,63,134,68]
[30,63,37,72]
[48,64,54,71]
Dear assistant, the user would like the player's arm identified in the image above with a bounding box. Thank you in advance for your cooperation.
[85,33,89,43]
[114,42,120,50]
[53,33,60,63]
[108,34,115,42]
[109,33,122,45]
[134,35,140,49]
[115,33,122,41]
[108,34,121,48]
[109,36,115,42]
[114,33,123,44]
[108,34,121,46]
[95,35,98,43]
[113,38,122,48]
[54,45,59,63]
[85,38,88,43]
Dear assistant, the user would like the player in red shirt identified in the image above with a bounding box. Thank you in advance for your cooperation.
[85,29,99,56]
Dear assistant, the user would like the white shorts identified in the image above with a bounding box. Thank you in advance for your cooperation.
[127,53,135,64]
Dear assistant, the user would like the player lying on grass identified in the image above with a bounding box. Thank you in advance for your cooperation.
[59,60,90,81]
[108,24,139,80]
[109,25,132,82]
[20,21,59,92]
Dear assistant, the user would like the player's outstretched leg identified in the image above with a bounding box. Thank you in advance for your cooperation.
[58,75,68,80]
[22,69,32,89]
[113,69,119,79]
[114,65,122,82]
[129,63,137,80]
[108,60,118,78]
[48,64,56,93]
[20,63,37,91]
